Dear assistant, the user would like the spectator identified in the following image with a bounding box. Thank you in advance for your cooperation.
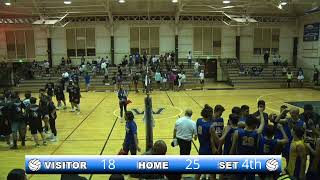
[7,169,26,180]
[44,60,50,75]
[132,72,140,93]
[61,174,87,180]
[187,51,192,68]
[105,56,110,67]
[239,65,245,76]
[313,66,319,85]
[154,71,162,90]
[84,72,91,92]
[101,60,107,76]
[287,70,293,88]
[179,63,184,71]
[130,140,168,179]
[172,109,196,155]
[109,174,124,180]
[298,68,304,76]
[168,71,176,91]
[129,55,134,67]
[272,67,277,79]
[61,57,66,66]
[180,71,186,91]
[66,56,72,65]
[273,55,278,66]
[194,60,200,77]
[80,56,85,65]
[282,66,288,76]
[199,70,204,90]
[297,70,304,88]
[264,51,269,65]
[162,72,168,91]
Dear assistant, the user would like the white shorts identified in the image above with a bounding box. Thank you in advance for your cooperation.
[297,75,304,80]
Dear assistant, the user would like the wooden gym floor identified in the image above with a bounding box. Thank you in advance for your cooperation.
[0,88,319,180]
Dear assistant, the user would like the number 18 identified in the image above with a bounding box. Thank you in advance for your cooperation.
[102,159,116,170]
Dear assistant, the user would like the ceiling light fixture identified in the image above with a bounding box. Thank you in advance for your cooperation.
[223,0,231,4]
[280,2,287,6]
[64,1,72,5]
[172,0,178,3]
[119,0,126,3]
[222,5,235,9]
[5,1,11,6]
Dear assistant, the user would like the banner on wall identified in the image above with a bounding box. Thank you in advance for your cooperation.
[303,23,320,41]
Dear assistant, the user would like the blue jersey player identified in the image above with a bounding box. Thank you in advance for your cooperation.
[230,107,265,180]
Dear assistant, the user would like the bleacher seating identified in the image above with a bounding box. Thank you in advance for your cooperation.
[12,63,201,92]
[223,63,313,89]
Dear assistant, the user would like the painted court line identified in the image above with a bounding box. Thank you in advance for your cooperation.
[89,116,118,180]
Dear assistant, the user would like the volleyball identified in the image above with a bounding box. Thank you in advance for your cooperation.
[28,159,41,172]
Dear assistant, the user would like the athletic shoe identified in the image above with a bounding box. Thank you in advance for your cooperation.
[10,145,18,150]
[47,133,53,140]
[70,108,75,112]
[35,144,40,148]
[50,136,57,142]
[43,141,47,146]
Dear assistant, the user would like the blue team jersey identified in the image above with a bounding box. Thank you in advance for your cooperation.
[197,118,213,155]
[125,120,137,145]
[237,129,259,155]
[258,136,278,155]
[223,127,238,155]
[239,116,247,123]
[282,119,305,158]
[212,117,224,137]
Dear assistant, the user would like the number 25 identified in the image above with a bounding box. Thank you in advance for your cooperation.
[186,159,200,170]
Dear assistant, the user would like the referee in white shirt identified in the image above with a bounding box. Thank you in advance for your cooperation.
[173,109,197,155]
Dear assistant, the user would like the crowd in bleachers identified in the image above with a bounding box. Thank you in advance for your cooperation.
[24,51,204,92]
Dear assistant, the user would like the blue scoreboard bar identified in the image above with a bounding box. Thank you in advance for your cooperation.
[25,155,281,174]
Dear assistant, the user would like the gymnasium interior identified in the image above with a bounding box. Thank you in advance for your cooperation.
[0,0,320,179]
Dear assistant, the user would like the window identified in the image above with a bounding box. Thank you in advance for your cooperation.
[130,27,159,55]
[5,30,35,60]
[193,27,221,56]
[253,28,279,55]
[66,28,95,57]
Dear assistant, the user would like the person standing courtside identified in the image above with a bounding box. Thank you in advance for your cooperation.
[118,85,128,122]
[173,109,197,155]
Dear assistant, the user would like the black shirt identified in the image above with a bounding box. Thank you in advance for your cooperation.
[48,101,57,119]
[9,98,24,122]
[0,99,8,124]
[27,104,41,123]
[39,95,49,114]
[72,86,80,99]
[45,83,55,96]
[54,85,64,97]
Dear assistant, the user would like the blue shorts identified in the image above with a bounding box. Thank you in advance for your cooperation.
[11,121,26,133]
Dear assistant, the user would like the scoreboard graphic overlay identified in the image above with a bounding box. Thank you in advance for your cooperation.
[26,155,281,174]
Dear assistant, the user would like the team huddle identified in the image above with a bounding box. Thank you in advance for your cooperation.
[195,101,320,180]
[0,79,81,149]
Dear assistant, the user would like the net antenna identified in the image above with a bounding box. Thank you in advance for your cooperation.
[144,61,154,152]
